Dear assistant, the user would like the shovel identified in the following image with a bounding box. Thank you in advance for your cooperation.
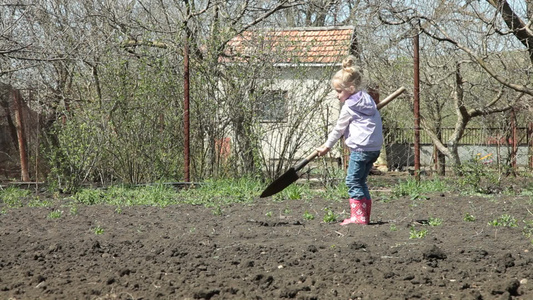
[260,86,406,198]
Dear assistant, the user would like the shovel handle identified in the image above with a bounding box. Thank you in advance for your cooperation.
[377,86,406,110]
[293,151,319,172]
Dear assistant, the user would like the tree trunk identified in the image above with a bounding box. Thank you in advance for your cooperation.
[13,90,30,182]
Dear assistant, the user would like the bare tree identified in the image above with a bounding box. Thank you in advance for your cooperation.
[375,0,532,170]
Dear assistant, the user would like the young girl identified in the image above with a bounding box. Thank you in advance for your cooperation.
[316,55,383,225]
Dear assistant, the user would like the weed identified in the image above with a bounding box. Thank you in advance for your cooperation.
[463,213,476,222]
[456,154,499,194]
[0,186,30,208]
[74,188,104,205]
[93,225,104,235]
[265,211,273,218]
[523,220,533,238]
[409,227,428,239]
[488,214,518,227]
[47,210,63,219]
[284,184,306,200]
[379,194,393,203]
[70,205,79,215]
[212,206,223,216]
[303,211,315,220]
[392,177,450,200]
[317,183,348,201]
[428,217,443,226]
[323,208,338,223]
[389,224,397,231]
[28,197,51,207]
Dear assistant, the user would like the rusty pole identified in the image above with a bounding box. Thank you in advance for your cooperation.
[184,32,190,182]
[511,109,517,171]
[13,90,30,181]
[413,23,421,181]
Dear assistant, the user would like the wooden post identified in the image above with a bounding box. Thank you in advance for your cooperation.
[413,23,421,181]
[511,109,517,171]
[13,90,30,181]
[527,122,533,170]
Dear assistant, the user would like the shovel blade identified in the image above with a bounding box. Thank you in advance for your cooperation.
[260,168,299,198]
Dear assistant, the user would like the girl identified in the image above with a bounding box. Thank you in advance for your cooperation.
[316,55,383,225]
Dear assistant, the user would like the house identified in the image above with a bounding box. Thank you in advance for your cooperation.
[223,26,366,173]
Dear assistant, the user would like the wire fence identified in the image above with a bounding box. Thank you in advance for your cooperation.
[383,127,533,170]
[385,127,531,146]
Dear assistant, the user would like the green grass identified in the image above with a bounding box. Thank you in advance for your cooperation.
[0,186,31,208]
[409,227,428,239]
[323,207,338,223]
[47,210,63,219]
[428,217,443,226]
[488,214,518,227]
[303,211,315,220]
[392,177,452,198]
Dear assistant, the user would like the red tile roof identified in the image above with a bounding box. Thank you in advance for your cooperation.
[223,26,355,65]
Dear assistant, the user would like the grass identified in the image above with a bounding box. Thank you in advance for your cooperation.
[0,186,31,208]
[323,207,338,223]
[1,175,531,225]
[428,217,443,226]
[488,214,518,227]
[303,211,315,220]
[392,177,452,199]
[47,210,63,219]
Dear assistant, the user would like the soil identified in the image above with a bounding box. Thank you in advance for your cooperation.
[1,175,533,300]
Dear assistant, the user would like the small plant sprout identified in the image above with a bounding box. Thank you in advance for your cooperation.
[428,217,443,226]
[212,206,223,216]
[47,210,63,219]
[303,211,315,220]
[409,227,428,239]
[93,225,104,235]
[265,211,273,218]
[522,220,533,238]
[464,213,476,222]
[69,205,79,215]
[323,208,338,223]
[488,214,518,227]
[389,224,397,231]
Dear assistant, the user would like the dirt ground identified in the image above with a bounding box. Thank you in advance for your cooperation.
[1,176,533,300]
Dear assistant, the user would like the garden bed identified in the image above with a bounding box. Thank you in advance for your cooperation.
[1,174,533,299]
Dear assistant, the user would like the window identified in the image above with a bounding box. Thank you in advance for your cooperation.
[256,90,288,122]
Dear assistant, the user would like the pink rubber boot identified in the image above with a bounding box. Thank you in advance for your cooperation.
[340,198,369,225]
[366,198,372,223]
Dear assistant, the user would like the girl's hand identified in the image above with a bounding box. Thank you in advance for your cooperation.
[316,145,330,157]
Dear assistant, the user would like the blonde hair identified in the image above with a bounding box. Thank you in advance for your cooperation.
[331,55,363,93]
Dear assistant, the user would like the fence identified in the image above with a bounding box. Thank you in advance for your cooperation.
[385,127,531,146]
[384,127,533,170]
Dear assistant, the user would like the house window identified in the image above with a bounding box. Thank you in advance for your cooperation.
[256,90,288,122]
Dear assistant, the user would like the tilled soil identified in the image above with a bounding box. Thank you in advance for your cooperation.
[1,183,533,299]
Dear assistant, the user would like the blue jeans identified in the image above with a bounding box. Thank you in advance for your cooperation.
[346,150,381,199]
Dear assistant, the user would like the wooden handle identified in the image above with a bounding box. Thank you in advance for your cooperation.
[293,151,318,172]
[377,86,406,110]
